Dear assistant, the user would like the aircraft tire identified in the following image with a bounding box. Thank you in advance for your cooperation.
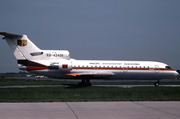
[154,82,159,87]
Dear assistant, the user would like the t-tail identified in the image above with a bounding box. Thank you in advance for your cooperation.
[0,32,70,70]
[0,32,40,60]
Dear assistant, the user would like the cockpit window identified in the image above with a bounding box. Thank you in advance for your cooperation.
[165,66,171,69]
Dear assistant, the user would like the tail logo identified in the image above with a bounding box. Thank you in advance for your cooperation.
[17,40,27,46]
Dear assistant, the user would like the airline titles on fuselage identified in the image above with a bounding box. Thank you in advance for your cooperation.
[102,63,122,65]
[89,62,140,66]
[124,63,140,65]
[88,62,140,67]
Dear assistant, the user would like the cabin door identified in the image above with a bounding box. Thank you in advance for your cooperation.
[154,65,159,73]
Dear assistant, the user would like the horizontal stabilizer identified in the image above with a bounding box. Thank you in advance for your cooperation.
[0,32,23,38]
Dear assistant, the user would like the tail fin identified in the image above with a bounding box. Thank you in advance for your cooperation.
[0,32,40,60]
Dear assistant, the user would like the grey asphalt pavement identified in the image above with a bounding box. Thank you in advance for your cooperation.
[0,102,180,119]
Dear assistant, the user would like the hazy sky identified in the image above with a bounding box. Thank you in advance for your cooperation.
[0,0,180,73]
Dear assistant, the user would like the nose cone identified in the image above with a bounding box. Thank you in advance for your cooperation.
[174,71,179,77]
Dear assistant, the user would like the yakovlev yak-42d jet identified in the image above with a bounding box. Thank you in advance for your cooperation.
[0,32,178,86]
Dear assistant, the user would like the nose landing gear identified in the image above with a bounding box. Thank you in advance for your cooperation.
[154,80,160,87]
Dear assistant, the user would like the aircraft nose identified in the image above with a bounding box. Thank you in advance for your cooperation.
[174,71,179,77]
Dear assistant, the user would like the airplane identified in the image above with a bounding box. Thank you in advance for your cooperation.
[0,32,179,86]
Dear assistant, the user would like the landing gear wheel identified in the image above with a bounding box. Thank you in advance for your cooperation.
[78,82,84,86]
[154,82,159,87]
[87,83,92,86]
[78,79,92,87]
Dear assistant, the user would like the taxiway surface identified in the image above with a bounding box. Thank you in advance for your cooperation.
[0,84,180,88]
[0,102,180,119]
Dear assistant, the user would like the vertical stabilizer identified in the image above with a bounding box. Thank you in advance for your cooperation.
[0,32,40,60]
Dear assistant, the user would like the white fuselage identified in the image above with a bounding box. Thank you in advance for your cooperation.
[27,59,178,80]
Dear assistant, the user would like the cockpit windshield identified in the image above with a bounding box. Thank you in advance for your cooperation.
[165,66,172,69]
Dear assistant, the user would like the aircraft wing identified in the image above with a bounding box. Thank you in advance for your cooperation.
[67,71,114,78]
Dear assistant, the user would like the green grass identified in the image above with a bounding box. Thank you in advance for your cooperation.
[0,87,180,102]
[0,78,76,86]
[0,78,180,86]
[0,78,180,102]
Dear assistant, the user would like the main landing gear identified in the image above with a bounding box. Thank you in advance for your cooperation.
[154,80,160,87]
[78,79,92,87]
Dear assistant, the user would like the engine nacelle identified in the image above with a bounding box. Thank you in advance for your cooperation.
[58,60,72,71]
[49,60,72,71]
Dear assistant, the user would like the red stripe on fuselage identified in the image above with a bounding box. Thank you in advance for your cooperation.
[27,66,48,70]
[26,66,175,71]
